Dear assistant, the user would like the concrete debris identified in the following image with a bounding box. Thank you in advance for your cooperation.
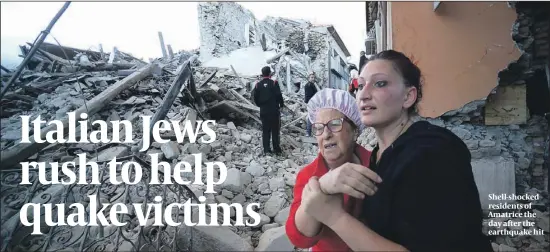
[255,225,294,251]
[0,18,319,250]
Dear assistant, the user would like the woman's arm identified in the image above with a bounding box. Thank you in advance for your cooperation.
[295,204,323,236]
[309,144,490,252]
[303,177,407,251]
[332,146,488,252]
[286,169,324,248]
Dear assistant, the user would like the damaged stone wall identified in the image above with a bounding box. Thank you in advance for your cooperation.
[307,30,330,88]
[491,1,549,193]
[198,2,345,92]
[198,2,256,62]
[423,1,550,195]
[260,16,310,42]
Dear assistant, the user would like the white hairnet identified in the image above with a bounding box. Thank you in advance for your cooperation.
[307,88,365,132]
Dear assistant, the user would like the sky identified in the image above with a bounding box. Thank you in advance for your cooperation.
[0,1,367,69]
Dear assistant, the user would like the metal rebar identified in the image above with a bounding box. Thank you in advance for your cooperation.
[0,1,71,100]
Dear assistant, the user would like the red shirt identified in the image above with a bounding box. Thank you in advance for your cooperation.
[352,78,359,89]
[286,144,372,251]
[256,76,278,88]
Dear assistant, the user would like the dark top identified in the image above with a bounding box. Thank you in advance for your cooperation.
[361,121,493,252]
[252,77,284,115]
[359,55,368,73]
[304,81,318,104]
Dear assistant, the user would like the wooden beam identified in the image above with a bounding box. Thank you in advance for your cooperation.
[108,47,117,64]
[229,89,254,107]
[266,48,290,64]
[230,101,260,113]
[198,70,217,88]
[28,74,75,90]
[283,135,300,149]
[1,65,12,73]
[0,64,155,170]
[31,45,74,66]
[208,101,261,124]
[230,65,247,88]
[145,55,198,139]
[282,114,306,129]
[158,31,168,59]
[99,43,105,61]
[0,2,71,100]
[167,44,174,59]
[81,62,135,72]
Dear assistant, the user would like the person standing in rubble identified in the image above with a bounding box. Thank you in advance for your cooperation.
[348,69,359,97]
[252,66,284,155]
[304,73,318,137]
[359,51,368,74]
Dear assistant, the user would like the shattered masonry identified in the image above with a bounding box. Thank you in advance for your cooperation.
[1,2,340,248]
[198,2,351,92]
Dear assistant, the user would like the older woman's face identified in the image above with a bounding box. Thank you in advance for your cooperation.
[314,108,355,165]
[356,59,416,128]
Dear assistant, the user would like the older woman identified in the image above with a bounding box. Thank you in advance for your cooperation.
[286,88,382,251]
[300,50,493,251]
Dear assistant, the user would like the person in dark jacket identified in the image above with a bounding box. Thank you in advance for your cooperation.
[348,70,359,97]
[252,66,284,155]
[304,73,318,137]
[358,51,368,74]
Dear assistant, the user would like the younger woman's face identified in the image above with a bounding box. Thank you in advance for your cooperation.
[356,59,417,128]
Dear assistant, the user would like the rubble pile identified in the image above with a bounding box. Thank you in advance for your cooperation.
[0,36,322,251]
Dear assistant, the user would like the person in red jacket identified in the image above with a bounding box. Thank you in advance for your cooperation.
[285,88,382,252]
[348,69,359,97]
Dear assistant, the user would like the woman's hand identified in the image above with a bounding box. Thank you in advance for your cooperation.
[318,162,382,199]
[302,177,346,227]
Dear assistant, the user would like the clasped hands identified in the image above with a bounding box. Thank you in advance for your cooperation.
[301,162,382,227]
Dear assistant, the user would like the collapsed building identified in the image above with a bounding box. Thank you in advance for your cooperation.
[197,2,353,93]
